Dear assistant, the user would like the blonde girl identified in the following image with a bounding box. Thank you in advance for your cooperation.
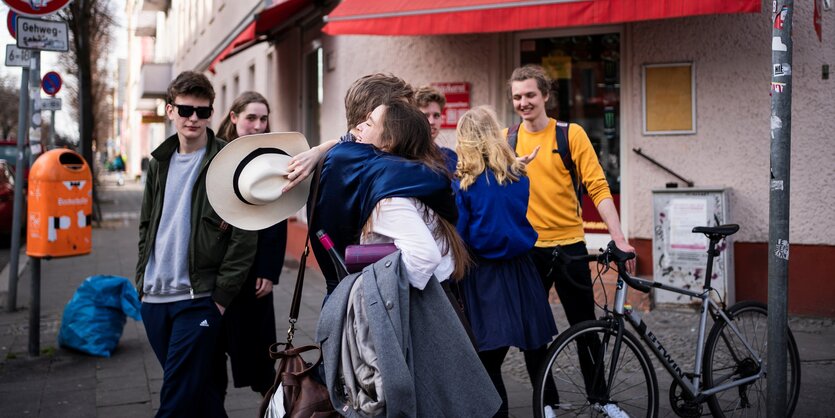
[454,106,558,418]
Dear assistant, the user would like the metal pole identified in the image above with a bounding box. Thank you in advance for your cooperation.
[49,110,56,149]
[29,53,41,168]
[27,257,41,357]
[6,63,31,312]
[768,1,792,417]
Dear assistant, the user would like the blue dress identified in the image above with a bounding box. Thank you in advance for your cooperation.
[455,169,558,351]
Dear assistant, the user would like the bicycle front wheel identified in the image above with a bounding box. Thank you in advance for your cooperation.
[703,301,801,417]
[533,319,659,418]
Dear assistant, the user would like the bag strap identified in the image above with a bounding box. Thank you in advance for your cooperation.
[507,123,521,154]
[286,158,325,344]
[507,120,582,216]
[555,121,583,216]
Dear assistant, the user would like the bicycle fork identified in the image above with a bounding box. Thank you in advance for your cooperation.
[586,280,630,405]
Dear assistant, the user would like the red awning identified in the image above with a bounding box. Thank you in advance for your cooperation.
[206,0,310,73]
[208,22,256,74]
[323,0,761,36]
[255,0,311,36]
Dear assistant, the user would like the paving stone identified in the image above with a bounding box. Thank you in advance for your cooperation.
[96,385,151,407]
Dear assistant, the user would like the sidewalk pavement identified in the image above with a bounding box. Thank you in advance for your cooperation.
[1,181,833,417]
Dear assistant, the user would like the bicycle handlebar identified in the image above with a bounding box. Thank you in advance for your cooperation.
[549,241,655,294]
[604,241,653,294]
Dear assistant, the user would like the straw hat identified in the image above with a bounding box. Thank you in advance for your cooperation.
[207,132,311,231]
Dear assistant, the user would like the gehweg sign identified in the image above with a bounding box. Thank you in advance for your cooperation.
[16,16,68,52]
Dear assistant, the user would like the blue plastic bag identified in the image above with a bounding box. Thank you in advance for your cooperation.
[58,275,142,357]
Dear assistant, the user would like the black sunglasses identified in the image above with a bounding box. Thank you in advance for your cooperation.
[172,104,213,119]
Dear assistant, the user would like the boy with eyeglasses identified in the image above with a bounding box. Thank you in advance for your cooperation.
[136,71,255,417]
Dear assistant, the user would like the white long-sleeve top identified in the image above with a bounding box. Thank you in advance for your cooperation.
[361,197,453,289]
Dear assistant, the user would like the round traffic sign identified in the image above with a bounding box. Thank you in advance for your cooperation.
[42,71,62,96]
[2,0,72,17]
[6,11,17,39]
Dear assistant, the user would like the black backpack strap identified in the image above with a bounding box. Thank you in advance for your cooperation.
[507,123,521,155]
[555,121,583,216]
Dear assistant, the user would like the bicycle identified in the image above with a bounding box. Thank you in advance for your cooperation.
[533,224,801,417]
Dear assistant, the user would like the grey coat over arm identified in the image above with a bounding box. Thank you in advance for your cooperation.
[316,251,501,418]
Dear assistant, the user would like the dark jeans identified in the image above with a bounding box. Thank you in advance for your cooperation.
[142,298,227,418]
[529,243,597,326]
[529,243,606,400]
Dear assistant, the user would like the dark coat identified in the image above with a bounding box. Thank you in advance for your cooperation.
[220,220,287,393]
[136,129,256,307]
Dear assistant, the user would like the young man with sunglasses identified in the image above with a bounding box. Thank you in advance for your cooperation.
[136,71,255,417]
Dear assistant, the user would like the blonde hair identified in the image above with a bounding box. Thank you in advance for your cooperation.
[455,106,525,190]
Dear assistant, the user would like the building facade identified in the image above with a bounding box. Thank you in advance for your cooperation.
[122,0,835,316]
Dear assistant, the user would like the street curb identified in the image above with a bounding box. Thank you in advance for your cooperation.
[0,245,29,309]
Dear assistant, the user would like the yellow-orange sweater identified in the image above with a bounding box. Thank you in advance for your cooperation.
[508,119,611,247]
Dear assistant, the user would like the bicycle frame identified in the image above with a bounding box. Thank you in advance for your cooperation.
[610,276,764,401]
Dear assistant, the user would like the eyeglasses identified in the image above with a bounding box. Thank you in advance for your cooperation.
[172,104,213,119]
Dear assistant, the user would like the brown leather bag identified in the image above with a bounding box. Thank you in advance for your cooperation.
[259,162,337,418]
[258,342,338,418]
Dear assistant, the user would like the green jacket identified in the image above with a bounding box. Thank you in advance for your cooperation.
[135,129,256,307]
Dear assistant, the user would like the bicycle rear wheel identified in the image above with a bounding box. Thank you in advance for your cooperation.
[703,301,801,417]
[533,319,659,418]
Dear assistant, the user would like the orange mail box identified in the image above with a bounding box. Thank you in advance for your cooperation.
[27,149,93,258]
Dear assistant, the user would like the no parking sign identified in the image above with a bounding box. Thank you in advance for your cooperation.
[42,71,62,96]
[7,11,17,38]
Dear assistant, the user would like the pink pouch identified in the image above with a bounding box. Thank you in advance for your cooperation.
[344,243,398,273]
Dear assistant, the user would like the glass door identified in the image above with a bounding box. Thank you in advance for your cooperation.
[519,33,621,235]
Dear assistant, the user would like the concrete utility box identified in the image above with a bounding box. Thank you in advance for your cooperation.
[27,149,93,258]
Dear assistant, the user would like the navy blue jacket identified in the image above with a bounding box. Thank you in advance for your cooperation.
[454,169,538,260]
[309,142,456,293]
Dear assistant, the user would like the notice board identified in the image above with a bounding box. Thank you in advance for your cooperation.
[643,63,695,134]
[652,188,734,305]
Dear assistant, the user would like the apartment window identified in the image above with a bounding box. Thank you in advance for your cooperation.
[233,75,240,100]
[248,64,256,91]
[304,45,323,145]
[220,84,227,120]
[266,51,275,117]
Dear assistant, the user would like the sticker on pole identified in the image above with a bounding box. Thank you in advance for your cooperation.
[42,71,61,96]
[16,16,69,52]
[2,0,72,17]
[5,43,33,67]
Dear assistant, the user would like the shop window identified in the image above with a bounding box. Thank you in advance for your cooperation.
[520,33,621,194]
[520,33,622,235]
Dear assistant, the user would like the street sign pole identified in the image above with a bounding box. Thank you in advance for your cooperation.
[768,1,792,416]
[5,58,30,312]
[27,50,41,357]
[49,110,55,148]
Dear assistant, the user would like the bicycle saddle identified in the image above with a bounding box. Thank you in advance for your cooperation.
[692,224,739,237]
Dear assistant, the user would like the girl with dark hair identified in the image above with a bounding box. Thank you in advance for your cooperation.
[354,100,468,285]
[217,91,270,141]
[316,100,500,417]
[214,91,286,397]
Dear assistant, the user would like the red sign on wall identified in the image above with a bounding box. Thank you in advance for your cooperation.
[431,82,470,129]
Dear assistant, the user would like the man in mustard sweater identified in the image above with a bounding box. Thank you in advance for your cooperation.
[507,65,636,415]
